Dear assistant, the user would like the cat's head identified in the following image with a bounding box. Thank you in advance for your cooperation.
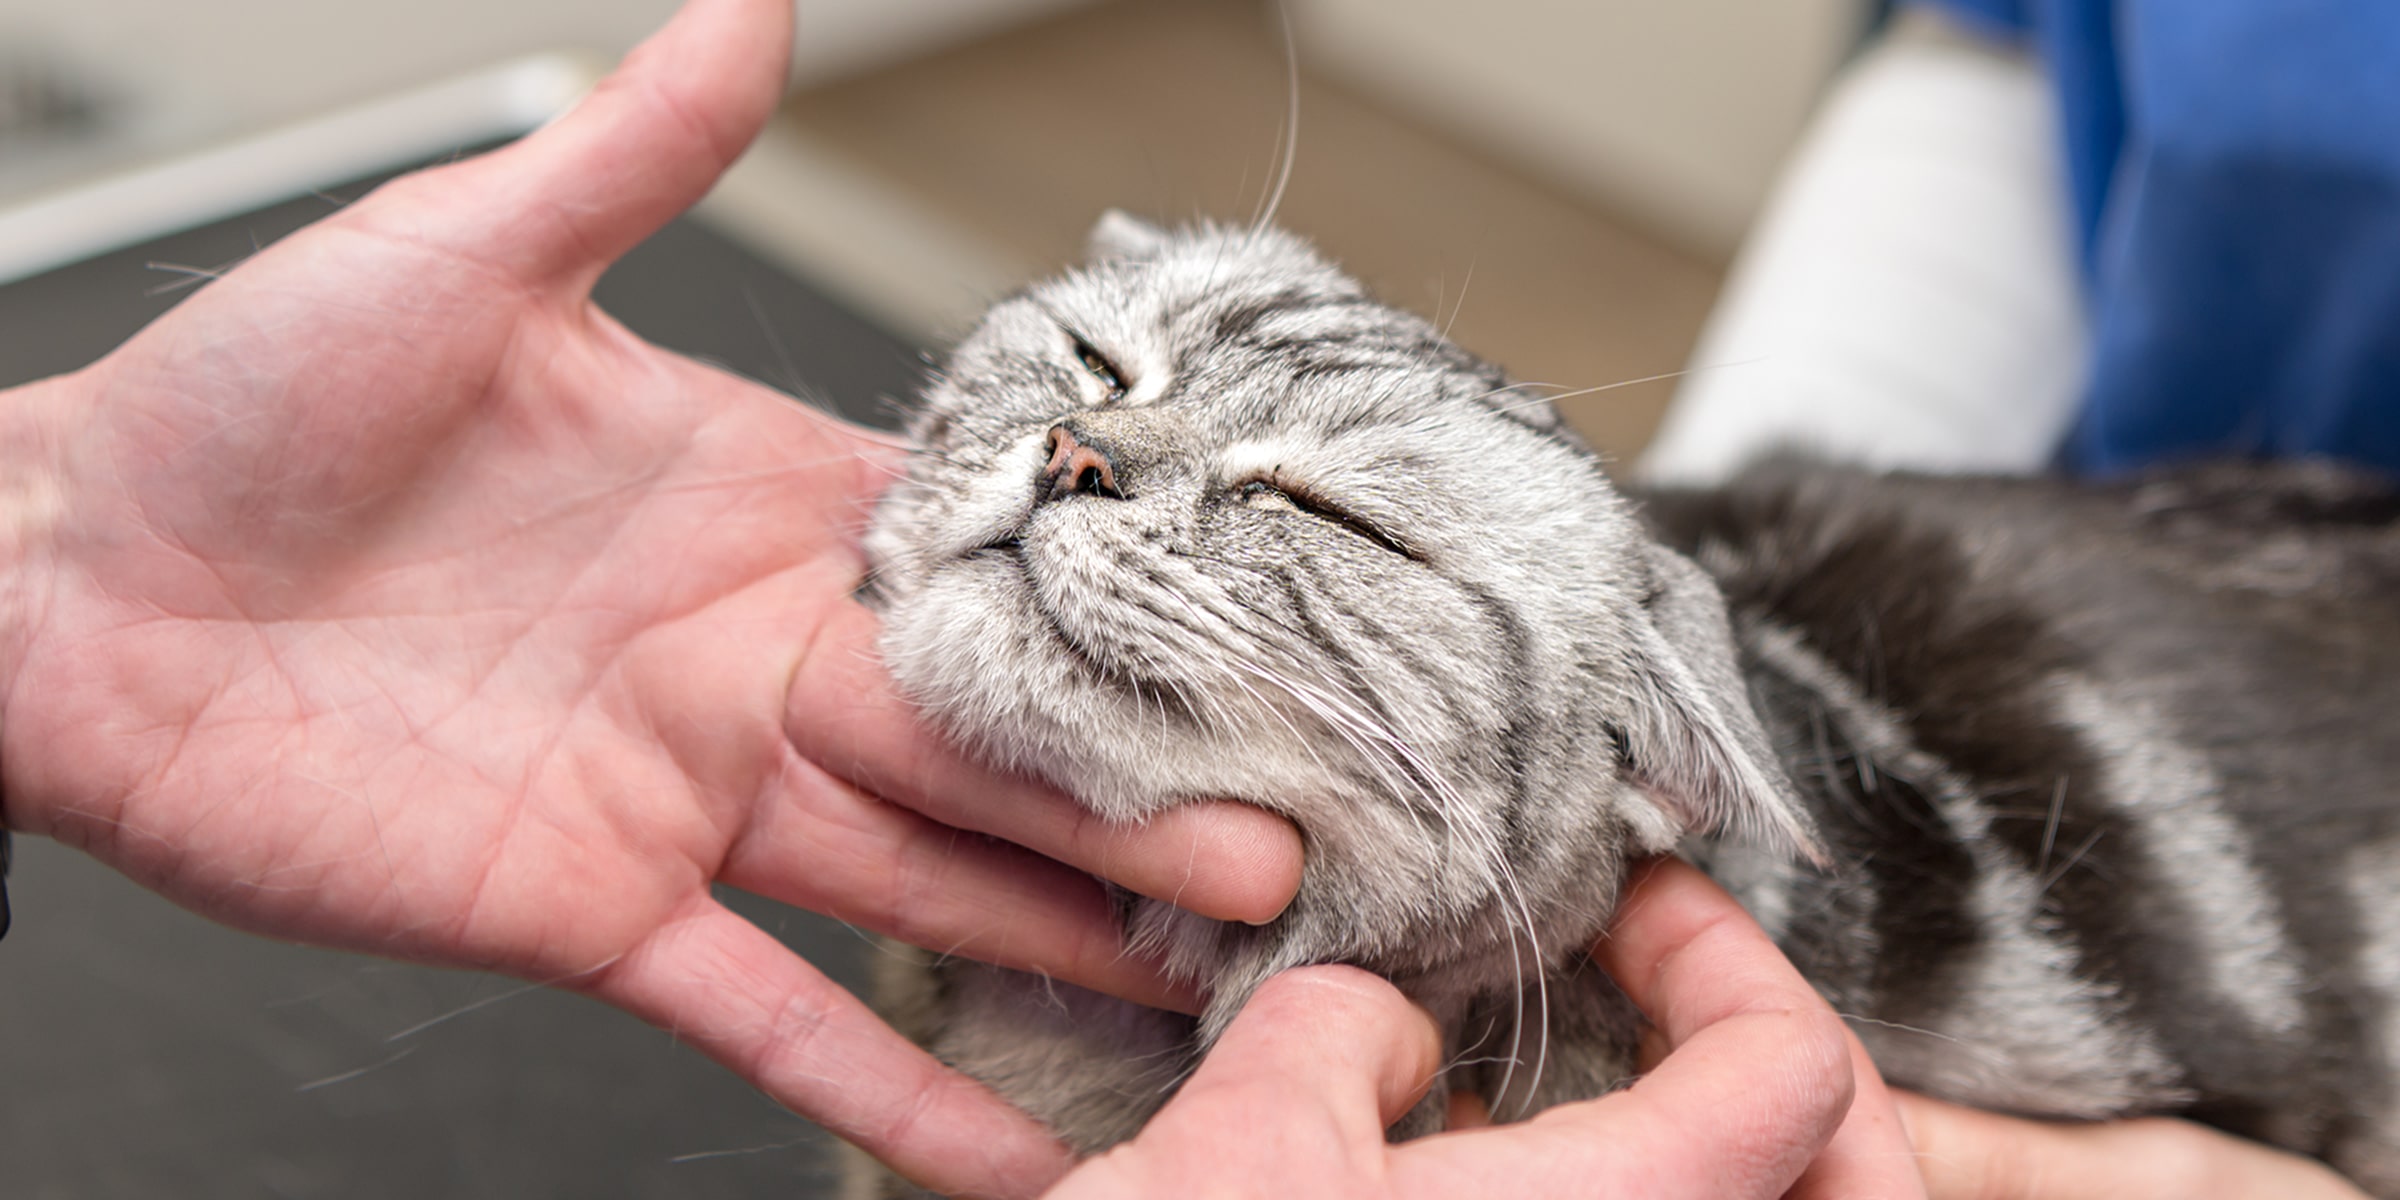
[865,215,1812,1020]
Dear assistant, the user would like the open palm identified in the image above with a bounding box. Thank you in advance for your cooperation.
[0,2,1293,1195]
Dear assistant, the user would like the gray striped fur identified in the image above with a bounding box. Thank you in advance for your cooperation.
[857,218,2400,1195]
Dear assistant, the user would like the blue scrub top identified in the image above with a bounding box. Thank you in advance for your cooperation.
[1919,1,2400,475]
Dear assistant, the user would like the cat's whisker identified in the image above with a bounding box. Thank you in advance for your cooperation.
[665,1137,813,1165]
[1485,358,1769,414]
[738,285,813,402]
[1221,651,1555,1119]
[894,444,972,470]
[294,1045,419,1093]
[1247,0,1302,234]
[1439,260,1476,342]
[660,453,902,492]
[1033,969,1069,1018]
[1441,1051,1522,1073]
[2036,824,2108,897]
[1471,380,1580,398]
[1498,859,1551,1119]
[2035,776,2070,881]
[853,455,913,483]
[1133,577,1314,734]
[1237,663,1417,809]
[1838,1012,1970,1047]
[1474,828,1551,1119]
[1491,874,1532,1113]
[381,963,615,1044]
[1233,660,1453,847]
[1277,685,1553,1118]
[143,258,241,295]
[1224,669,1336,780]
[874,391,918,421]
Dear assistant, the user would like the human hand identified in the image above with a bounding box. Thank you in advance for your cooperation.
[1892,1090,2368,1200]
[0,1,1298,1194]
[1046,858,1926,1199]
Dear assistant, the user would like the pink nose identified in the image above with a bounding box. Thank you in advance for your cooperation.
[1041,425,1122,500]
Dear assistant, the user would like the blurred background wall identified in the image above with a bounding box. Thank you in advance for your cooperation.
[0,0,1084,204]
[0,0,1879,457]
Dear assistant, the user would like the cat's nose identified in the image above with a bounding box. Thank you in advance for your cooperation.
[1040,424,1123,501]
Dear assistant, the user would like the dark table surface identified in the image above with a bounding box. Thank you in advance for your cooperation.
[0,165,922,1199]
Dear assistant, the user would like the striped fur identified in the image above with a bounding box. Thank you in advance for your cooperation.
[858,219,2400,1195]
[1648,463,2400,1187]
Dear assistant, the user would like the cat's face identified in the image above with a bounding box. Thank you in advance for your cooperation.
[866,216,1807,1018]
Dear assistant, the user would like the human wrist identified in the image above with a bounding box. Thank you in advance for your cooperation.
[0,371,80,831]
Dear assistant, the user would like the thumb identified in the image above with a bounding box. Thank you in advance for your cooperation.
[1179,966,1442,1134]
[433,0,793,285]
[1045,967,1439,1199]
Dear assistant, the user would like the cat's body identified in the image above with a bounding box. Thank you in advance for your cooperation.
[854,216,2400,1195]
[1654,461,2400,1185]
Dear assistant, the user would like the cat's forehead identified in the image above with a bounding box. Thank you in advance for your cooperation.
[1006,232,1478,392]
[1036,229,1369,349]
[940,224,1581,455]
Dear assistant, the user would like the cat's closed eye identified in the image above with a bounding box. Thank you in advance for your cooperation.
[1070,334,1128,401]
[1238,476,1419,560]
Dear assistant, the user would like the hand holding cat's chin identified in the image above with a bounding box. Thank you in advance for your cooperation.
[786,602,1304,938]
[1043,859,1927,1200]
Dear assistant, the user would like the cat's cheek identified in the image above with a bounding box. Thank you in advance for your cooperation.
[875,565,1192,819]
[878,569,1054,754]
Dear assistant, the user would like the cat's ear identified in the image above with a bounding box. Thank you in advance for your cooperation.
[1617,543,1826,865]
[1086,209,1169,262]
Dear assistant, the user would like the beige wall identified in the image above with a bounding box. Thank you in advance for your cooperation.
[5,0,1863,258]
[0,0,1088,166]
[1295,0,1870,256]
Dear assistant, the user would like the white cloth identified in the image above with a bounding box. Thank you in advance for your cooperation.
[1639,17,2087,485]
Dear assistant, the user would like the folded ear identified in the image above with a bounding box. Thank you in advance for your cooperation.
[1086,209,1169,262]
[1616,543,1824,865]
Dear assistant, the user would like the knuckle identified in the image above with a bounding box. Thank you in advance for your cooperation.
[871,1071,947,1153]
[866,813,960,942]
[1773,1005,1855,1102]
[746,984,833,1084]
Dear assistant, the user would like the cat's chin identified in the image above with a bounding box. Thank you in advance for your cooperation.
[881,539,1630,1033]
[877,573,1199,813]
[1127,884,1618,1058]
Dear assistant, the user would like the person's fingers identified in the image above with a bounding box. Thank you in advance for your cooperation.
[1045,967,1441,1199]
[407,0,794,283]
[1402,859,1852,1198]
[1891,1091,2371,1200]
[1787,1025,1928,1199]
[1586,858,1856,1195]
[586,893,1073,1200]
[724,745,1205,1013]
[1178,966,1441,1130]
[786,600,1305,925]
[607,558,1202,1013]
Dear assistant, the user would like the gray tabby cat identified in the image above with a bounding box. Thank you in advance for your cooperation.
[855,213,2400,1196]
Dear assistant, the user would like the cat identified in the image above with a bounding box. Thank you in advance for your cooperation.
[851,212,2400,1196]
